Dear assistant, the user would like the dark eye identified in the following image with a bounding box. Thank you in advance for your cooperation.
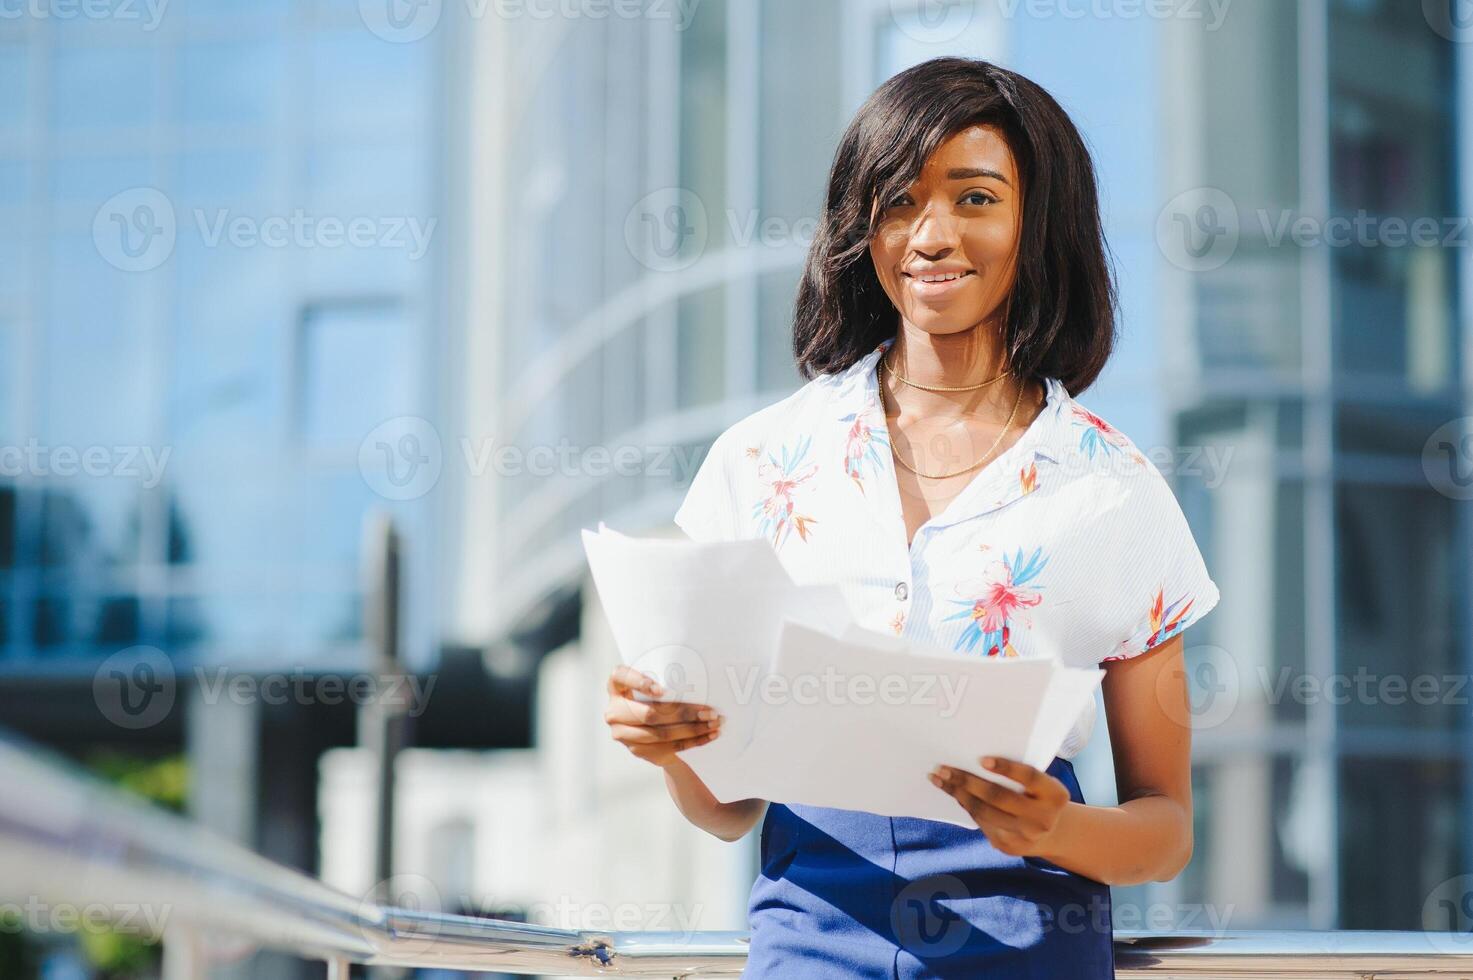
[884,192,912,209]
[962,190,997,206]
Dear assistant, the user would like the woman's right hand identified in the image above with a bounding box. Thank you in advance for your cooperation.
[604,664,723,769]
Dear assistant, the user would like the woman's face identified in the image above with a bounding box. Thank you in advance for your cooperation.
[867,123,1022,338]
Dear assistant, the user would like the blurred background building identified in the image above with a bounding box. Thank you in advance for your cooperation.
[0,0,1469,976]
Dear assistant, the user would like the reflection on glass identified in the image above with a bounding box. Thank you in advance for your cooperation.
[1335,483,1460,731]
[296,302,413,452]
[50,46,153,130]
[1176,755,1314,928]
[1328,0,1457,386]
[179,40,287,128]
[1339,755,1464,929]
[676,0,727,410]
[0,43,27,134]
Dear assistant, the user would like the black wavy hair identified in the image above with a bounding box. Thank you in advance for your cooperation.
[792,56,1117,396]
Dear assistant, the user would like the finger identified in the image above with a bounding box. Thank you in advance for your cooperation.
[931,775,1029,835]
[645,729,720,754]
[609,697,718,727]
[610,664,665,698]
[627,728,718,761]
[934,766,1032,818]
[607,718,719,746]
[978,756,1056,798]
[936,779,1009,834]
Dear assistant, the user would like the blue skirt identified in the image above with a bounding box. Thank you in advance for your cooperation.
[742,756,1114,978]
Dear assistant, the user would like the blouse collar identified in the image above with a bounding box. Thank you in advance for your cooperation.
[831,335,1071,531]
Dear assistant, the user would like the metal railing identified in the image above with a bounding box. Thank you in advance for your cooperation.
[3,733,1473,978]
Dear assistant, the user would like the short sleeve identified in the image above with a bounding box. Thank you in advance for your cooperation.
[1097,466,1221,665]
[672,429,739,543]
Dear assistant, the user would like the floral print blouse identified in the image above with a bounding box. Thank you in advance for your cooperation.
[672,335,1221,759]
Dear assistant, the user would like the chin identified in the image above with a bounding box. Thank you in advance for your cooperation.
[902,311,988,336]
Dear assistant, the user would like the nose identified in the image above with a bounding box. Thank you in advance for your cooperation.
[907,203,960,260]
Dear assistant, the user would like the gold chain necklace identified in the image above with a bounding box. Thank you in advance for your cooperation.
[878,358,1025,480]
[882,349,1008,392]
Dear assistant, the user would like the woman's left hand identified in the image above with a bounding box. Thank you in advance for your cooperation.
[928,756,1071,857]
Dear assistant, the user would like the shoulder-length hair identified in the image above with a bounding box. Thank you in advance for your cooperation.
[792,56,1117,396]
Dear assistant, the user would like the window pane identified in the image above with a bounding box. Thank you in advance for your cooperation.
[296,303,414,452]
[1170,755,1315,928]
[1328,0,1458,386]
[50,46,154,131]
[0,42,28,135]
[675,0,726,410]
[44,236,152,448]
[179,40,286,128]
[1339,755,1464,928]
[1335,483,1461,730]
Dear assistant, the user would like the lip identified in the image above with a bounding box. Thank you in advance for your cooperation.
[903,269,975,297]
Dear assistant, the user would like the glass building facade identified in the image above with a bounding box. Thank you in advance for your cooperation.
[1161,0,1471,930]
[0,1,446,672]
[485,0,1471,932]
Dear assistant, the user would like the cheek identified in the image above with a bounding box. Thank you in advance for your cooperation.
[967,219,1020,262]
[869,235,907,293]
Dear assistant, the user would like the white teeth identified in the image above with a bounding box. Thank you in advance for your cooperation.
[916,272,965,283]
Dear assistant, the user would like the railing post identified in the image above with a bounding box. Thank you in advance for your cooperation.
[162,926,206,980]
[360,511,406,906]
[326,958,352,980]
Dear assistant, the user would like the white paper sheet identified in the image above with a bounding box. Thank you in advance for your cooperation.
[581,523,1104,825]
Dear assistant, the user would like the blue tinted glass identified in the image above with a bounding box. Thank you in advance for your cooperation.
[177,148,275,213]
[0,233,25,297]
[173,216,285,316]
[44,236,152,446]
[0,325,13,444]
[0,43,27,133]
[311,29,426,134]
[48,155,153,203]
[38,483,142,571]
[167,465,292,574]
[183,0,290,19]
[306,140,424,214]
[298,303,414,450]
[168,283,286,451]
[0,160,28,208]
[168,592,290,660]
[179,39,286,127]
[286,589,360,650]
[299,232,429,294]
[51,46,154,130]
[294,471,382,565]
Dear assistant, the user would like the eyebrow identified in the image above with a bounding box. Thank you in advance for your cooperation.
[947,167,1011,186]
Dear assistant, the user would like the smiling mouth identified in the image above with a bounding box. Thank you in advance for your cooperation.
[903,270,976,291]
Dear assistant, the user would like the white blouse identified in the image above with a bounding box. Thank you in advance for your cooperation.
[673,335,1221,759]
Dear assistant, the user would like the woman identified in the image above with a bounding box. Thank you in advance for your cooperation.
[603,56,1219,978]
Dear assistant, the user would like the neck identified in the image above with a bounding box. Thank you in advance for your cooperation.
[881,323,1035,422]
